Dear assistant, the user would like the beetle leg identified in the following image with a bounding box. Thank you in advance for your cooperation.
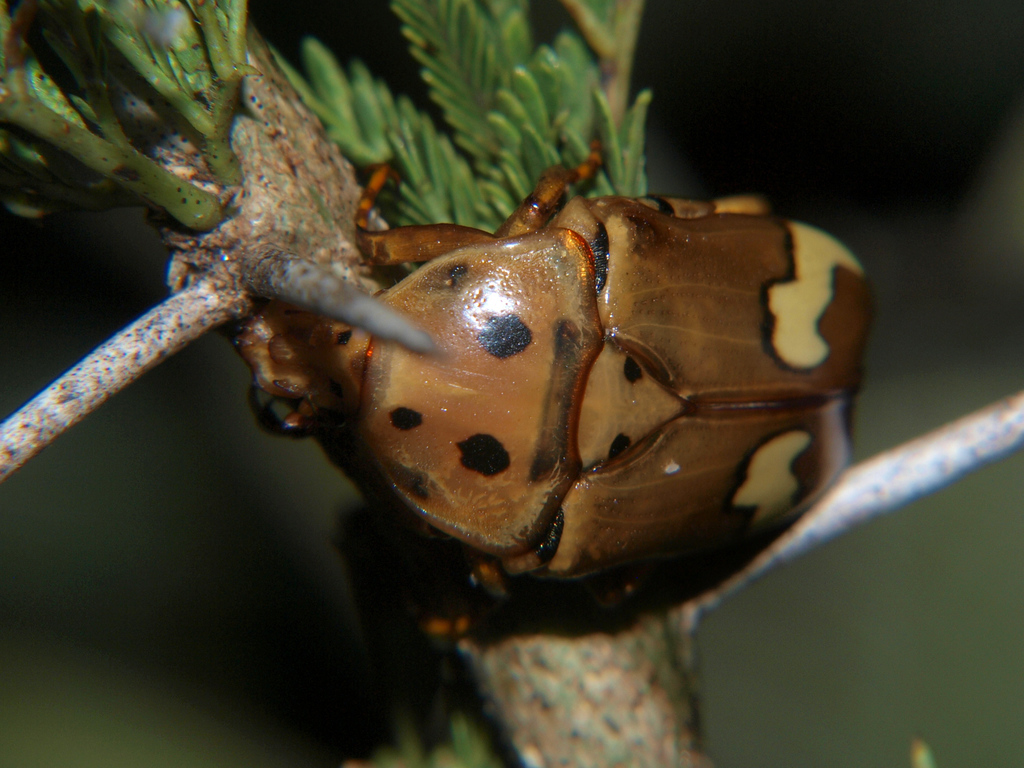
[494,140,602,238]
[355,164,495,265]
[358,222,497,265]
[355,164,401,232]
[464,549,510,598]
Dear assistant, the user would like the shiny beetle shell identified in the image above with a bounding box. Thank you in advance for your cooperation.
[238,188,870,579]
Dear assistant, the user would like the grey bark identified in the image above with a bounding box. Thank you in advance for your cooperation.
[461,613,710,768]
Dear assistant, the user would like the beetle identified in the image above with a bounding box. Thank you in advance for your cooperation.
[235,146,870,585]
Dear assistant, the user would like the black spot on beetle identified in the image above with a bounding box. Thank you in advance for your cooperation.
[623,355,642,383]
[591,222,609,294]
[336,329,352,345]
[390,407,423,430]
[328,380,346,399]
[458,434,510,476]
[446,263,468,288]
[533,507,564,564]
[608,433,631,460]
[478,314,532,358]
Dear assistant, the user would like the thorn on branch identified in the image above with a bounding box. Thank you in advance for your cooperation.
[245,250,435,355]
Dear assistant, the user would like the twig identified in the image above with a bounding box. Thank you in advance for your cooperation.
[676,388,1024,631]
[460,613,708,768]
[0,277,250,483]
[0,30,371,485]
[245,252,435,354]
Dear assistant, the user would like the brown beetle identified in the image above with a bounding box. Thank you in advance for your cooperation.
[236,151,870,582]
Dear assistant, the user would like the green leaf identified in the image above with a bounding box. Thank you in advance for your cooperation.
[620,88,651,196]
[0,0,241,227]
[282,0,651,233]
[593,89,623,190]
[510,66,549,140]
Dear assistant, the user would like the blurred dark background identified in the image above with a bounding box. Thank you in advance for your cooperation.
[1,1,1023,765]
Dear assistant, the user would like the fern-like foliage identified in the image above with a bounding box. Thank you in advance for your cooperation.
[0,0,247,229]
[278,44,493,229]
[280,0,650,230]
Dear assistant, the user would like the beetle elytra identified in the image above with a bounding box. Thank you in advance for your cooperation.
[235,149,870,584]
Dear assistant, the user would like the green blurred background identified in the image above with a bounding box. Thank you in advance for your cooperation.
[2,0,1024,765]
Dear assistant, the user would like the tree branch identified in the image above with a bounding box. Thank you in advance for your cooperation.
[0,277,250,482]
[460,613,709,768]
[0,27,376,486]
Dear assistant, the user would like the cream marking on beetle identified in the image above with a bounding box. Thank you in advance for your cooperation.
[731,430,812,525]
[768,222,863,369]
